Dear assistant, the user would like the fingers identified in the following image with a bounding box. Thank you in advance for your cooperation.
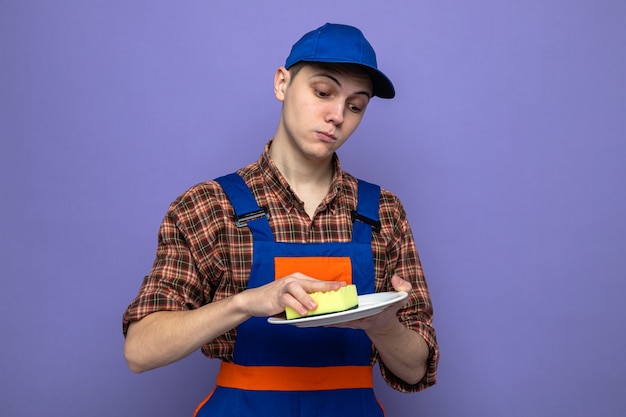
[293,273,346,292]
[279,278,316,315]
[278,273,346,316]
[391,274,412,292]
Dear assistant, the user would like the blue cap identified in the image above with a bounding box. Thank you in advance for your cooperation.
[285,23,395,99]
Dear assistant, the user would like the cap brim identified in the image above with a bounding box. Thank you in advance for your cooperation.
[362,67,395,99]
[286,57,395,99]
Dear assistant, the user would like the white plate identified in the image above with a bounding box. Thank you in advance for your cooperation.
[267,291,409,328]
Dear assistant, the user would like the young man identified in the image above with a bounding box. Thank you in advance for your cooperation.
[123,23,438,416]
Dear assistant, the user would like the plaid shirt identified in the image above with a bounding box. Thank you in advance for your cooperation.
[123,141,438,392]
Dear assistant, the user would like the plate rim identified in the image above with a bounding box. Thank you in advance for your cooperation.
[267,291,408,326]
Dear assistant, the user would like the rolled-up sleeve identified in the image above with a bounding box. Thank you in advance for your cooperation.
[374,191,439,392]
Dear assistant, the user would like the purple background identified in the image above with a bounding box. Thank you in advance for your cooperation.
[2,1,625,416]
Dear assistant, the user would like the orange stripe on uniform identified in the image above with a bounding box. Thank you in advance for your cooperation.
[192,386,216,417]
[274,256,352,284]
[216,362,373,391]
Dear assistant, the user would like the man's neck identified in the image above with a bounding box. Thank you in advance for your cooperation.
[268,139,334,188]
[269,139,334,217]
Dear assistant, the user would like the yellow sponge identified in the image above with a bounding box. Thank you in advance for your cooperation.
[285,284,358,319]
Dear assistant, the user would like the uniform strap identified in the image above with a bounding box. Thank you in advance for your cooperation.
[214,173,274,241]
[352,179,381,243]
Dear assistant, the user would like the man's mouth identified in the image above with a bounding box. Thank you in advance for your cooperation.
[317,131,337,141]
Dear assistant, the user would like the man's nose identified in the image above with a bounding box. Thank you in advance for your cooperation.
[325,101,345,125]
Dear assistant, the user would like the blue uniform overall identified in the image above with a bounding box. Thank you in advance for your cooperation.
[194,173,385,417]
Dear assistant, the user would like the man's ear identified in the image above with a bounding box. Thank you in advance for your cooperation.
[274,66,289,102]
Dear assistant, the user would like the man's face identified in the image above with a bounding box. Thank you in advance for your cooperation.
[274,63,373,162]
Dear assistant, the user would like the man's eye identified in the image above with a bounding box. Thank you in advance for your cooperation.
[349,104,362,113]
[315,89,330,97]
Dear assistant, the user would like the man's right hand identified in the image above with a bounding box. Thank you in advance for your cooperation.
[234,273,346,318]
